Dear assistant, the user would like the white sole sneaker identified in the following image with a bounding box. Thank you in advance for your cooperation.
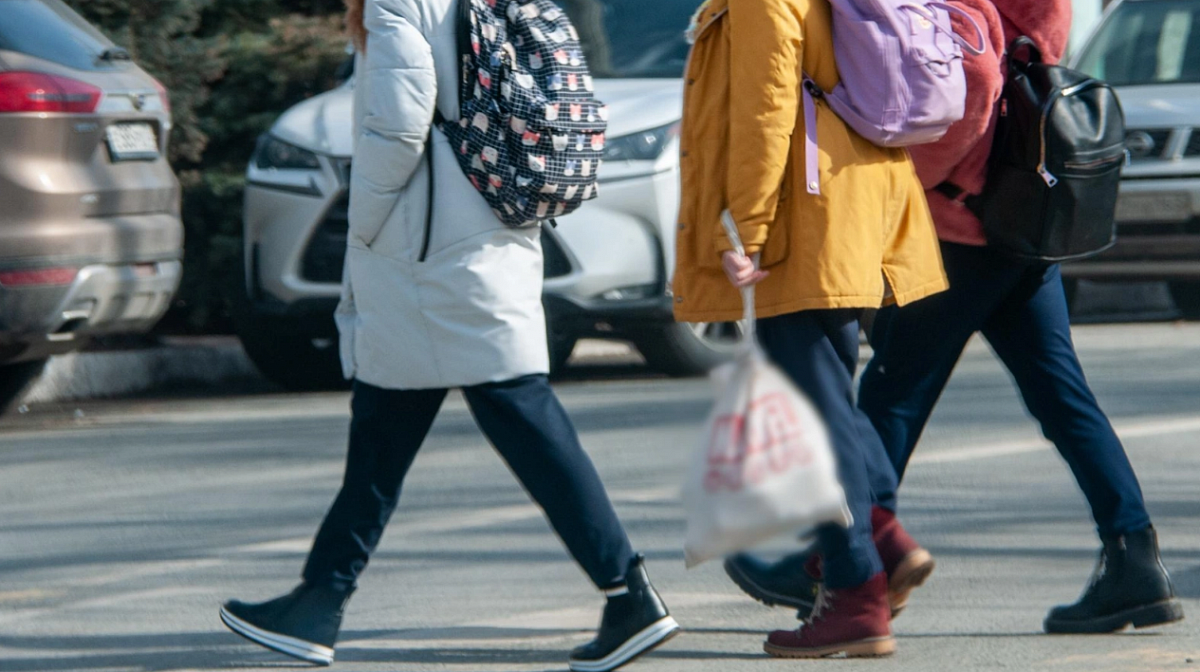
[568,616,681,672]
[220,606,335,666]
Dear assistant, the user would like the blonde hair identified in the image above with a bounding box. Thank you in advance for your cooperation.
[345,0,367,52]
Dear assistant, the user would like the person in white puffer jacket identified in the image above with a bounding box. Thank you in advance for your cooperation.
[217,1,677,670]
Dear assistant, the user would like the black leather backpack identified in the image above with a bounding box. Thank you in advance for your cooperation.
[939,37,1126,263]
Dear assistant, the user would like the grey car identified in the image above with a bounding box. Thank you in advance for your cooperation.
[0,0,183,409]
[1067,0,1200,317]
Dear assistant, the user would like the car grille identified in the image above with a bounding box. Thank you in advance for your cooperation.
[1185,131,1200,157]
[1125,129,1173,160]
[299,189,573,284]
[301,191,350,284]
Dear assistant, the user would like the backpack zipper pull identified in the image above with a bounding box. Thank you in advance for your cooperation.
[1038,164,1058,187]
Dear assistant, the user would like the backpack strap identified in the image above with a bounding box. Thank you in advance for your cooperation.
[802,77,822,196]
[454,0,473,106]
[934,181,983,219]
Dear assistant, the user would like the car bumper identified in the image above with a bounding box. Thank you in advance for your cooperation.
[247,160,682,335]
[0,260,181,361]
[1065,177,1200,280]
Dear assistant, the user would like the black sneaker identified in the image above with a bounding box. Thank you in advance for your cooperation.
[723,550,818,612]
[1045,526,1185,634]
[220,583,354,665]
[569,555,680,672]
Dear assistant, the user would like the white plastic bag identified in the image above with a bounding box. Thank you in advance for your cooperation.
[683,213,852,569]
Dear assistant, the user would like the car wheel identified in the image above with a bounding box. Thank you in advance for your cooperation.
[1169,282,1200,320]
[636,320,741,377]
[0,359,48,416]
[228,262,349,392]
[235,312,349,392]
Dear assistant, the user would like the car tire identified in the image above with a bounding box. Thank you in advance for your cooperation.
[228,265,349,393]
[1169,282,1200,320]
[636,321,739,377]
[0,359,48,416]
[235,312,349,392]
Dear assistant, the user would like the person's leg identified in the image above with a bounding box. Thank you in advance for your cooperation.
[979,263,1181,633]
[756,309,881,590]
[463,375,633,588]
[860,243,1013,493]
[979,263,1150,536]
[725,244,1011,617]
[463,375,678,672]
[757,309,896,658]
[222,380,447,665]
[302,381,448,589]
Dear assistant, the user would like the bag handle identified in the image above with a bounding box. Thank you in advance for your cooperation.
[1008,36,1043,65]
[720,210,757,347]
[899,3,988,56]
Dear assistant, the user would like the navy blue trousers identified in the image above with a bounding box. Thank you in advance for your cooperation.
[758,309,895,589]
[302,376,635,591]
[860,242,1151,537]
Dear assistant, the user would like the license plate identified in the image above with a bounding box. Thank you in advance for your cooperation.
[106,123,159,161]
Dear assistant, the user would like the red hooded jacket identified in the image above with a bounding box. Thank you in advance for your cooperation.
[907,0,1073,245]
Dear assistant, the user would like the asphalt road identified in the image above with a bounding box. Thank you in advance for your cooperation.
[2,323,1199,671]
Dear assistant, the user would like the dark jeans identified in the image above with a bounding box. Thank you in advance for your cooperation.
[302,375,635,591]
[860,242,1151,536]
[758,309,897,589]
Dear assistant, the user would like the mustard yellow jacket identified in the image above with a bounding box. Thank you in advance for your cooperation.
[673,0,948,323]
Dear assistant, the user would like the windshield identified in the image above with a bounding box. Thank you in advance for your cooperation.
[558,0,701,79]
[1076,0,1200,86]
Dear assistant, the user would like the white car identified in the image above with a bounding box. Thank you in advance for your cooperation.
[235,0,733,390]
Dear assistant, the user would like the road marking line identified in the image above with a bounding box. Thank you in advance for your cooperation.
[914,414,1200,465]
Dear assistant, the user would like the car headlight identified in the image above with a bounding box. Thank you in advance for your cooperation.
[603,122,680,163]
[255,134,322,170]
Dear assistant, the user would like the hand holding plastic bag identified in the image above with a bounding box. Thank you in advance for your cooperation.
[683,213,851,568]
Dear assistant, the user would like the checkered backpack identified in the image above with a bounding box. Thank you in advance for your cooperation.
[439,0,607,227]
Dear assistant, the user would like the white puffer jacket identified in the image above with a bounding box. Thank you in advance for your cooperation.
[337,0,549,389]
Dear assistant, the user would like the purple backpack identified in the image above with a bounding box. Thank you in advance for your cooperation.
[802,0,985,196]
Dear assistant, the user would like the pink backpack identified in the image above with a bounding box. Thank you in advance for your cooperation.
[803,0,985,196]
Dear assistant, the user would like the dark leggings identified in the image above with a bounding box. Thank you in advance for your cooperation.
[302,375,635,591]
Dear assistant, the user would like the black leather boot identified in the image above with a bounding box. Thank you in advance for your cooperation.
[220,583,355,665]
[569,555,680,672]
[1044,527,1184,634]
[723,548,818,613]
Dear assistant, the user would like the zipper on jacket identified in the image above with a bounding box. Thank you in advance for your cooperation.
[418,138,435,262]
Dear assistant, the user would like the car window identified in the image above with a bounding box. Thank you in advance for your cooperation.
[559,0,702,79]
[0,0,116,72]
[1076,0,1200,86]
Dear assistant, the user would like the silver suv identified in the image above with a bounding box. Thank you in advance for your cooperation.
[235,0,736,390]
[1067,0,1200,317]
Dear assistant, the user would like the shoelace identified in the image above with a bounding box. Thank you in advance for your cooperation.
[806,585,836,624]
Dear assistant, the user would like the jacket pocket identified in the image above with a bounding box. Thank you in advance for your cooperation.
[347,171,406,249]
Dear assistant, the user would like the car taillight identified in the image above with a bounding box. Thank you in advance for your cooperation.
[151,76,171,115]
[0,72,102,114]
[0,268,79,287]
